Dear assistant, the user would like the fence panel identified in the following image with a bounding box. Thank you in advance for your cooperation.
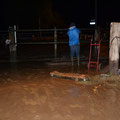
[15,28,94,60]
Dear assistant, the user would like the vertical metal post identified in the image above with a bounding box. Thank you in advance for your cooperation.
[9,26,17,62]
[95,0,97,29]
[94,0,98,41]
[54,27,57,59]
[94,0,98,57]
[14,25,17,46]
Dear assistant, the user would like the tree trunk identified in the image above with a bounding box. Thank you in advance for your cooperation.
[109,22,120,74]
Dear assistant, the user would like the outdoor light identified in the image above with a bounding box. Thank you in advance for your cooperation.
[90,20,96,25]
[90,21,96,25]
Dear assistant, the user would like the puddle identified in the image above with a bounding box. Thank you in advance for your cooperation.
[0,61,119,120]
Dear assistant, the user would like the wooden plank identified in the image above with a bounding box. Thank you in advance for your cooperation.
[50,71,89,81]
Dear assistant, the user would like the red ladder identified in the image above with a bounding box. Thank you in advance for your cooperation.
[88,39,102,72]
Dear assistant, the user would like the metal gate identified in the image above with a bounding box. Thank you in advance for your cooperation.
[0,27,94,61]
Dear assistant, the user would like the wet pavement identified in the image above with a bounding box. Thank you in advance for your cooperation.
[0,61,120,120]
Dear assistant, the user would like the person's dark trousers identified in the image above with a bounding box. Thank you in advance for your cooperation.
[70,45,80,66]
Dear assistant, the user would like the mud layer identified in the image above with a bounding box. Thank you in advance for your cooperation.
[0,62,119,120]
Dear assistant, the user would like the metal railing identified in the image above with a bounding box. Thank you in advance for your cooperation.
[0,28,94,60]
[14,28,94,59]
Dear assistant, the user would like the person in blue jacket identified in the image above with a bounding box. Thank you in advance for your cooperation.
[67,23,80,66]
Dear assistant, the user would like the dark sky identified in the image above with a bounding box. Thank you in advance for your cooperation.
[1,0,120,30]
[54,0,120,27]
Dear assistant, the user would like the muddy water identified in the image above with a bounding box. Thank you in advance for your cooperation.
[0,61,120,120]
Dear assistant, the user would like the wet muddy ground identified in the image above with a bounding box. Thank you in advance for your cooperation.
[0,61,120,120]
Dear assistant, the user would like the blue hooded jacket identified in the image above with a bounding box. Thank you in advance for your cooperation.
[67,26,80,46]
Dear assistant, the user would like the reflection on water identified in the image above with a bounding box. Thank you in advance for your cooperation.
[10,62,19,79]
[70,86,80,97]
[10,62,18,72]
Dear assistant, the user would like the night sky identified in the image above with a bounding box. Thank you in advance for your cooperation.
[1,0,120,30]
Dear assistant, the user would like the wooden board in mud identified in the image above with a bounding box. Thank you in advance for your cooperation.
[50,71,89,81]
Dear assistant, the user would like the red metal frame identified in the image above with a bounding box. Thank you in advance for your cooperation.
[88,39,102,72]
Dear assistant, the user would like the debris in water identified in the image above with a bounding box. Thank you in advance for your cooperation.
[100,74,111,77]
[50,71,89,81]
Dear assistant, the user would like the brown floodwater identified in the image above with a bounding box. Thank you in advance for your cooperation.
[0,61,120,120]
